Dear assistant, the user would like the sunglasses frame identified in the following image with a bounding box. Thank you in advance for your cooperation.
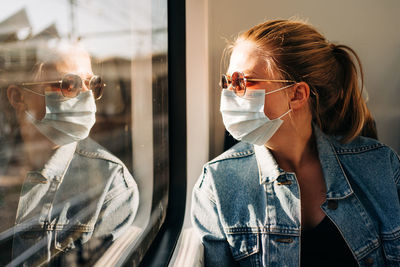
[221,71,295,97]
[20,73,106,100]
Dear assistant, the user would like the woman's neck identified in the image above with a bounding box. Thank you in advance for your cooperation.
[19,122,57,171]
[266,121,317,173]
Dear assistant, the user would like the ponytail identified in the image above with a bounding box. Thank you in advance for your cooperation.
[319,44,377,141]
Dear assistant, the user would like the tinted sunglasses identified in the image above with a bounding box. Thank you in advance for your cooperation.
[221,71,295,97]
[20,73,105,100]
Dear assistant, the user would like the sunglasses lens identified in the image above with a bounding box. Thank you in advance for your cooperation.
[231,72,246,97]
[89,76,104,100]
[61,74,82,98]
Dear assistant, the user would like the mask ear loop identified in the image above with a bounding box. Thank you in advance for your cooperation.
[19,86,44,121]
[277,108,292,119]
[266,83,296,120]
[264,83,296,95]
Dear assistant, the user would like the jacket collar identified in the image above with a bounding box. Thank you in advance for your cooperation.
[27,142,77,183]
[314,126,353,199]
[254,144,282,184]
[255,126,354,199]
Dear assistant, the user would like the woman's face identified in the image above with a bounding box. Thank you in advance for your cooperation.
[227,41,290,120]
[22,48,93,121]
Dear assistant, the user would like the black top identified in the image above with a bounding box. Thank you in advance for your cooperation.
[301,216,358,267]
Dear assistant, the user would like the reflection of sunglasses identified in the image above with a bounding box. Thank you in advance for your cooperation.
[221,71,295,97]
[20,74,106,100]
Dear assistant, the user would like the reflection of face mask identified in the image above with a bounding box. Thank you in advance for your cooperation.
[25,90,96,146]
[220,89,291,146]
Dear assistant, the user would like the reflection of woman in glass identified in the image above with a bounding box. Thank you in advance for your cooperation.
[191,20,400,266]
[0,42,139,266]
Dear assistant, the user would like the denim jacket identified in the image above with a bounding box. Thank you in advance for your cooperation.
[11,138,139,266]
[191,127,400,267]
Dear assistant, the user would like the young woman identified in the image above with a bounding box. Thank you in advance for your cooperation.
[0,43,139,266]
[191,19,400,266]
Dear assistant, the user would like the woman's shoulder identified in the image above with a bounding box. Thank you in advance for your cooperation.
[207,142,255,165]
[74,137,126,166]
[197,142,258,188]
[327,135,400,177]
[71,138,137,188]
[195,142,260,200]
[328,134,396,156]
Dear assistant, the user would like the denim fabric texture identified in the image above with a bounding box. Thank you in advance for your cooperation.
[11,138,139,266]
[191,126,400,267]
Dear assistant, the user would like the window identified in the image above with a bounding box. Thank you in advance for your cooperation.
[0,0,179,265]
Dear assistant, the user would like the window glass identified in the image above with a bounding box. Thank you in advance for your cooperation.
[0,0,168,265]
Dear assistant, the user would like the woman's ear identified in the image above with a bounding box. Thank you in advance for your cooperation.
[289,82,310,110]
[7,85,25,111]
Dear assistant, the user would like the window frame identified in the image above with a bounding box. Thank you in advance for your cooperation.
[117,0,187,265]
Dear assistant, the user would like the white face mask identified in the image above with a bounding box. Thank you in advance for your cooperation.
[220,89,291,146]
[25,90,96,146]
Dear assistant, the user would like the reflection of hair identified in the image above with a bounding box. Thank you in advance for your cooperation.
[0,79,21,166]
[0,82,19,138]
[34,42,92,81]
[233,19,376,142]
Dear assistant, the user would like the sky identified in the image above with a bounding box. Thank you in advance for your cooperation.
[0,0,167,59]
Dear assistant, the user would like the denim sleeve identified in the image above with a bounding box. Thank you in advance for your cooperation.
[191,167,238,267]
[93,165,139,240]
[391,150,400,201]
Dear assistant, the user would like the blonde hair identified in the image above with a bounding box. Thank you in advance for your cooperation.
[233,19,376,142]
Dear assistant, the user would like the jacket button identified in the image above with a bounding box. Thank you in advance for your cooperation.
[327,200,338,210]
[277,180,292,186]
[364,257,374,266]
